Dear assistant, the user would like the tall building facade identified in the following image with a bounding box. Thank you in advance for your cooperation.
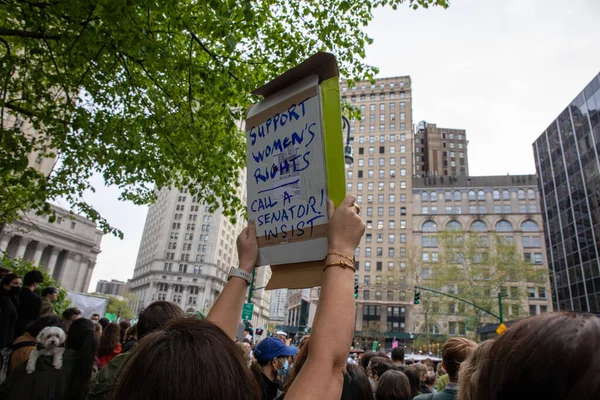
[269,288,288,322]
[414,122,469,177]
[411,175,553,336]
[533,72,600,313]
[341,76,415,342]
[96,279,129,297]
[129,173,271,328]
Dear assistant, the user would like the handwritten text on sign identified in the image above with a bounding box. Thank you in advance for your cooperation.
[247,95,328,242]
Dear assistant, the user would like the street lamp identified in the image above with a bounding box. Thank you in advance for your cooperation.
[342,116,354,166]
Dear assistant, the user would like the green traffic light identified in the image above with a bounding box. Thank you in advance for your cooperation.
[414,290,421,305]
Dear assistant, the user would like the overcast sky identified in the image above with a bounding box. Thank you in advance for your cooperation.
[80,0,600,292]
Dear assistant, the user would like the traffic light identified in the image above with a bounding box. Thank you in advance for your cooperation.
[414,289,421,305]
[354,283,359,299]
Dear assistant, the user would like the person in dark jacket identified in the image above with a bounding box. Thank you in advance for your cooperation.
[121,324,138,353]
[0,318,98,400]
[14,270,44,338]
[0,273,22,349]
[39,287,58,315]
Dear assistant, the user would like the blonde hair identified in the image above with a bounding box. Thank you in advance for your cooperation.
[442,337,477,381]
[457,340,494,400]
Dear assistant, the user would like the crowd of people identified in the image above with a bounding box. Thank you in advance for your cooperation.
[0,195,597,399]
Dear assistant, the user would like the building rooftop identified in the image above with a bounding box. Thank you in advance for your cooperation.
[412,174,538,189]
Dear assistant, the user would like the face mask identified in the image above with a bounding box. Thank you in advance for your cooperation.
[9,286,21,296]
[279,360,289,376]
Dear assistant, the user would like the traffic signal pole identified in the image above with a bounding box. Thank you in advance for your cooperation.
[414,285,503,322]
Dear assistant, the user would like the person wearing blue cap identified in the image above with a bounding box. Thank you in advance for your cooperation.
[251,337,298,400]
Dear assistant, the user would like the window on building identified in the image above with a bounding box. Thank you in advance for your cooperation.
[468,190,476,200]
[471,220,487,232]
[518,189,525,200]
[495,220,513,232]
[422,221,437,232]
[522,220,540,232]
[493,190,500,200]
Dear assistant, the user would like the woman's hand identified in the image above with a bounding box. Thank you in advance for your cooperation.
[237,221,259,273]
[327,195,365,256]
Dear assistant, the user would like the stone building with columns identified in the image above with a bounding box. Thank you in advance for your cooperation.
[0,205,103,293]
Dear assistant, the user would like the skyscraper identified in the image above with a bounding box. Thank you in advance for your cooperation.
[269,288,288,322]
[129,171,271,327]
[533,72,600,313]
[414,122,469,177]
[341,76,415,343]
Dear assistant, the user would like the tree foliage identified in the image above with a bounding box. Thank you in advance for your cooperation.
[0,256,72,314]
[409,230,545,339]
[0,0,448,238]
[103,293,136,320]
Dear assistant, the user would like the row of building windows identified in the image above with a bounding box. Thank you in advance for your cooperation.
[353,133,408,144]
[354,260,407,271]
[420,204,538,214]
[163,262,203,274]
[350,124,407,132]
[421,219,540,232]
[342,81,406,91]
[421,189,537,202]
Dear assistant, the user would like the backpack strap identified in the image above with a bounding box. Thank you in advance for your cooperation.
[10,341,36,351]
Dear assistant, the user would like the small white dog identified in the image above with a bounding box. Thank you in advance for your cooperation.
[26,326,66,374]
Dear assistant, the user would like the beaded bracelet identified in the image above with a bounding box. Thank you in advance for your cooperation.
[323,260,356,273]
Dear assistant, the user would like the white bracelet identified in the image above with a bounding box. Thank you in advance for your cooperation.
[228,267,252,285]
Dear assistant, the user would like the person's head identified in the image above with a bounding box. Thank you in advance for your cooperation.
[342,363,373,400]
[423,358,434,371]
[90,313,100,322]
[368,357,394,385]
[94,322,102,340]
[66,318,98,400]
[125,324,138,341]
[413,362,428,382]
[404,366,422,398]
[25,314,64,338]
[23,270,44,290]
[2,273,21,292]
[471,312,600,400]
[111,318,261,400]
[62,307,82,330]
[283,336,310,392]
[119,320,131,342]
[41,287,58,302]
[252,336,298,381]
[441,337,477,383]
[436,361,446,376]
[360,351,378,371]
[457,340,494,400]
[425,371,436,388]
[137,301,185,340]
[375,370,411,400]
[391,347,405,364]
[98,317,109,330]
[98,322,120,357]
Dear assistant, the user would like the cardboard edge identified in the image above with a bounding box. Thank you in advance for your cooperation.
[253,52,339,98]
[265,260,325,290]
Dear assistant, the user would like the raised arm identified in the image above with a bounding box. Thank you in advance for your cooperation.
[206,221,258,340]
[286,195,365,400]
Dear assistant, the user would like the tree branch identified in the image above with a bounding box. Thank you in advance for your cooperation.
[0,28,60,40]
[190,33,240,82]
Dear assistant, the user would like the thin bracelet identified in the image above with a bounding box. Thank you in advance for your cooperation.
[323,261,356,273]
[326,251,355,264]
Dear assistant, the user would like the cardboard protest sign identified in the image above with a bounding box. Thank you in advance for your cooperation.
[246,52,345,289]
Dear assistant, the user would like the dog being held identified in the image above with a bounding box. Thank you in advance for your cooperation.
[26,326,66,374]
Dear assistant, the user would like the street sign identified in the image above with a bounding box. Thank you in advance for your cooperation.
[496,322,507,335]
[242,303,254,321]
[372,341,378,351]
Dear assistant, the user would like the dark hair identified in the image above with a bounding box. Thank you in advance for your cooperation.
[360,351,377,370]
[404,366,422,398]
[23,270,44,286]
[98,318,109,330]
[98,322,120,357]
[119,320,131,343]
[283,335,310,392]
[472,312,600,400]
[442,337,477,381]
[369,357,394,380]
[342,363,373,400]
[91,313,100,318]
[62,307,82,320]
[2,273,20,286]
[125,324,138,341]
[391,347,405,362]
[25,314,64,337]
[137,301,184,339]
[66,318,98,400]
[376,370,410,400]
[111,318,261,400]
[41,287,57,297]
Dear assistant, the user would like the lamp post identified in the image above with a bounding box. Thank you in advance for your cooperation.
[343,116,353,166]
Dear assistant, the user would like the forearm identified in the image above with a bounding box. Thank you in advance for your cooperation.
[206,276,248,340]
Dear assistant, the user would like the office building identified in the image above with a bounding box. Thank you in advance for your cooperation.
[129,172,271,328]
[269,288,289,322]
[533,72,600,313]
[96,279,129,297]
[340,76,415,344]
[414,121,469,177]
[411,175,553,336]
